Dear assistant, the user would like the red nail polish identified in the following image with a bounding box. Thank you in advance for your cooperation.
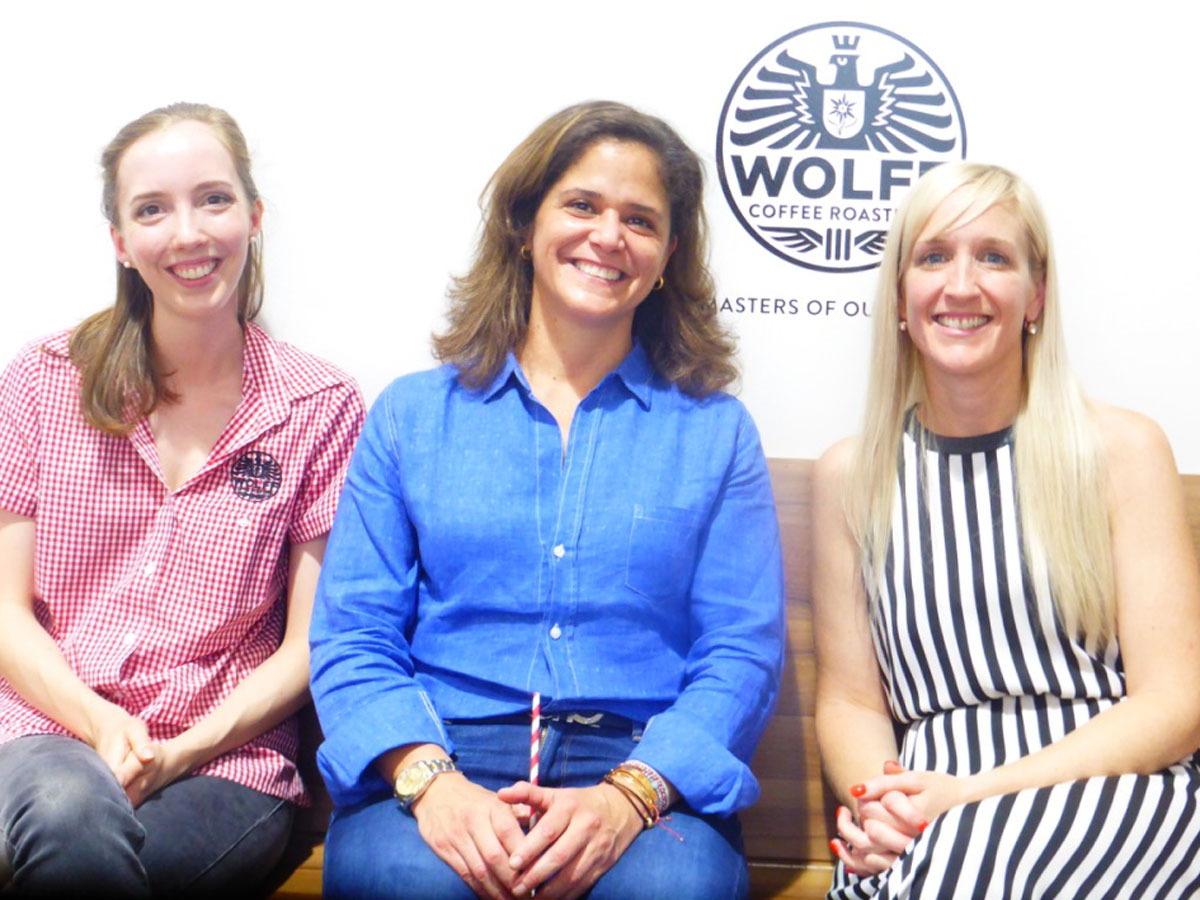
[850,783,867,797]
[829,838,840,857]
[918,820,928,832]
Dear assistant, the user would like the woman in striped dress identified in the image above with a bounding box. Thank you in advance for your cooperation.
[812,161,1200,899]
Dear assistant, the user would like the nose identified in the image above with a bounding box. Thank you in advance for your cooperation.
[170,207,203,248]
[590,209,624,251]
[947,255,979,297]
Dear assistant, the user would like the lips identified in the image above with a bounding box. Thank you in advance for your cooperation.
[170,259,219,281]
[572,259,624,282]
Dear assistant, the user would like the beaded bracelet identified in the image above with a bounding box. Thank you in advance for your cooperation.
[620,760,674,814]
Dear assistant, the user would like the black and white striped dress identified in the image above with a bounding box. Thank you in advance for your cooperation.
[829,419,1200,899]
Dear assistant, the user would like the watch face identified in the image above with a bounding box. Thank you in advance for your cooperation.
[395,760,455,805]
[395,766,428,797]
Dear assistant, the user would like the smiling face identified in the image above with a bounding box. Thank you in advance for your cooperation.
[526,139,676,339]
[902,197,1045,393]
[110,120,262,327]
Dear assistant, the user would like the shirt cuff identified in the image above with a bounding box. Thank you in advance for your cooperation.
[630,711,760,815]
[315,688,451,808]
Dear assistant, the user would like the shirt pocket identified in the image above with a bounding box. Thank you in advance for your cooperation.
[624,504,704,601]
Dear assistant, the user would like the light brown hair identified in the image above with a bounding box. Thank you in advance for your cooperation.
[69,102,263,435]
[433,100,736,395]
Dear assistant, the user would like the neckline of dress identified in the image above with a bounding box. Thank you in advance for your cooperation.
[904,407,1014,455]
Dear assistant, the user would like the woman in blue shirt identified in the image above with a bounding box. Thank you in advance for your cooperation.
[310,100,785,900]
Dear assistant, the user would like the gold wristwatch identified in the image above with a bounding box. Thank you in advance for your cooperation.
[393,758,459,809]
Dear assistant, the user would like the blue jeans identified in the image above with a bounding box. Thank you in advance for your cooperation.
[0,734,294,898]
[324,715,748,900]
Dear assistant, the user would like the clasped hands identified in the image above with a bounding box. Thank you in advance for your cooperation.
[412,772,644,900]
[87,704,190,807]
[830,761,971,877]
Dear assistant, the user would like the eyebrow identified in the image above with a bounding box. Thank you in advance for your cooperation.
[913,235,1019,251]
[559,188,664,218]
[126,180,238,207]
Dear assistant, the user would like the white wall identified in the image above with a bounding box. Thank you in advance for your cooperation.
[3,1,1197,468]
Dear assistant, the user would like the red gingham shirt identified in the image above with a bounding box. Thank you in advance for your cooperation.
[0,323,364,803]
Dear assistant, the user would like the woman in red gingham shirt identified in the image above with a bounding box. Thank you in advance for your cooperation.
[0,103,363,898]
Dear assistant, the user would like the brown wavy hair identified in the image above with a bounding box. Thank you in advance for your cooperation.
[433,100,736,396]
[68,102,264,435]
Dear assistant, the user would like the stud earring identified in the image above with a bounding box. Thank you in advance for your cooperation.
[1025,320,1039,335]
[898,320,908,332]
[122,261,131,269]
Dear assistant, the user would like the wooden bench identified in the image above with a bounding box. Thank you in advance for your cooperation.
[271,461,1200,899]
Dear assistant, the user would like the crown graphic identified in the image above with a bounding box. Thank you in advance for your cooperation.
[832,35,860,50]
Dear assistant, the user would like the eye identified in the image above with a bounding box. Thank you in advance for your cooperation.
[627,214,657,234]
[134,202,163,220]
[981,250,1010,266]
[203,192,234,208]
[917,250,948,266]
[566,198,594,214]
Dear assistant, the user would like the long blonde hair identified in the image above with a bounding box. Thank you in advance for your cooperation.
[847,161,1114,641]
[68,102,264,435]
[432,100,736,396]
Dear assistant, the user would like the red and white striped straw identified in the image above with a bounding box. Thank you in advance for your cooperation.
[530,691,541,787]
[529,692,542,829]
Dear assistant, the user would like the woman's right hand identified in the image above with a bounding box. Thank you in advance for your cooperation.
[833,762,929,876]
[410,771,526,900]
[831,802,907,877]
[84,700,156,785]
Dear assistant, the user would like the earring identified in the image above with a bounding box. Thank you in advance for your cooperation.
[519,245,531,261]
[122,261,131,269]
[655,275,665,291]
[1025,320,1039,335]
[898,320,908,332]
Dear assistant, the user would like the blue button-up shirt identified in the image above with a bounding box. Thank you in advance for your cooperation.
[310,345,784,814]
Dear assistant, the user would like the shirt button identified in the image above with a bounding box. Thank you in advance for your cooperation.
[122,632,138,646]
[549,624,563,640]
[552,544,565,559]
[142,563,155,577]
[236,515,251,528]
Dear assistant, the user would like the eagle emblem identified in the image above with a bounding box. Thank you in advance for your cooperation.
[716,23,966,272]
[730,36,956,153]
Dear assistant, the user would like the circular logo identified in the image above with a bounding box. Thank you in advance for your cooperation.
[230,450,282,502]
[717,22,966,273]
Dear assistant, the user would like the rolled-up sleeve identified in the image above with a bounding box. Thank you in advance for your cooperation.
[288,384,366,545]
[0,349,41,518]
[309,382,450,808]
[631,407,785,815]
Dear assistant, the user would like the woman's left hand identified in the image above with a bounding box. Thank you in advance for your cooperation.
[496,781,643,899]
[118,737,194,807]
[852,762,973,829]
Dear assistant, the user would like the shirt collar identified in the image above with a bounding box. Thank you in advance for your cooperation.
[610,341,654,410]
[481,352,525,402]
[240,323,284,416]
[480,341,655,410]
[208,323,339,461]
